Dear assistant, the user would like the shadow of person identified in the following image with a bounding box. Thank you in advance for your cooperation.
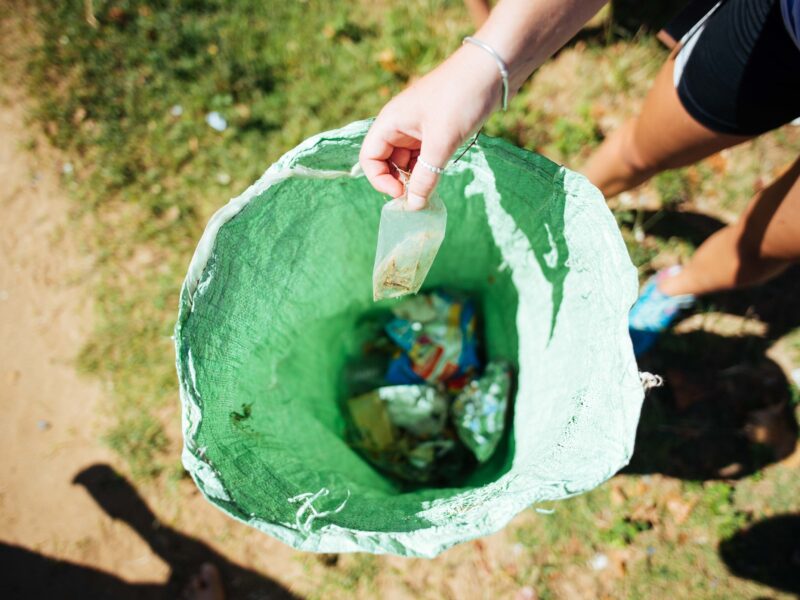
[2,541,162,600]
[625,331,798,480]
[719,514,800,594]
[2,464,300,600]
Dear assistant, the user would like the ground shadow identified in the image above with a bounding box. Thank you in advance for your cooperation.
[610,0,694,35]
[636,209,725,247]
[556,0,692,51]
[626,331,798,479]
[3,464,300,600]
[622,209,799,480]
[719,514,800,594]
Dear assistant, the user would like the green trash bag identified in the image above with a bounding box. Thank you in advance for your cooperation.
[175,119,644,558]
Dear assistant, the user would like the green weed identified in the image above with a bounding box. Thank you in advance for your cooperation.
[654,168,691,209]
[550,109,603,160]
[599,516,651,547]
[105,411,168,479]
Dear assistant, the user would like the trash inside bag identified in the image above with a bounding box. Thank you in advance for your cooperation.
[452,361,513,462]
[346,384,464,482]
[372,191,446,301]
[385,290,479,388]
[344,290,512,483]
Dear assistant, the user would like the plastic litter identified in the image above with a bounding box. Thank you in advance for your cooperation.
[205,111,228,132]
[452,360,512,462]
[385,290,479,388]
[345,290,510,482]
[346,384,458,482]
[372,167,446,301]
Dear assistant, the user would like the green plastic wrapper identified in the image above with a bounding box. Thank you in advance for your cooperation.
[175,120,643,558]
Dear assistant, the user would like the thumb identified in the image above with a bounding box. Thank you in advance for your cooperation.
[406,139,456,210]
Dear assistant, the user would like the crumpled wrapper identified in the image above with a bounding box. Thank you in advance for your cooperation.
[347,384,458,482]
[451,361,513,462]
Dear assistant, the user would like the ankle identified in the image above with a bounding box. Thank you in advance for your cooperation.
[656,268,693,297]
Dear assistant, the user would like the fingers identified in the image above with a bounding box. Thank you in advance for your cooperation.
[359,129,404,198]
[360,112,460,210]
[406,136,458,210]
[360,119,420,198]
[390,147,412,172]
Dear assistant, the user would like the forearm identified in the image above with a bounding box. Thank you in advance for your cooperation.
[360,0,609,203]
[473,0,608,93]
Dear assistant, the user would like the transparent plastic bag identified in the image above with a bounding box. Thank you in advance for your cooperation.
[372,191,447,301]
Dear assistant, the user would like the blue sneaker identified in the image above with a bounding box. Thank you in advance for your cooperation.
[629,266,695,357]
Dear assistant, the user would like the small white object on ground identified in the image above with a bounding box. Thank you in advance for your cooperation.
[170,104,184,117]
[205,111,227,132]
[589,552,609,571]
[517,586,536,600]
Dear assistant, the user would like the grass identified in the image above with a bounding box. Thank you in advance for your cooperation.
[21,0,800,598]
[29,0,472,477]
[654,168,693,209]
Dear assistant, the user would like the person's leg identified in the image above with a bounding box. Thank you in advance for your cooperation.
[464,0,491,27]
[629,156,800,356]
[582,50,752,198]
[659,156,800,296]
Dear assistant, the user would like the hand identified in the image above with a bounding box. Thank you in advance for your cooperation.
[360,0,608,208]
[359,45,502,209]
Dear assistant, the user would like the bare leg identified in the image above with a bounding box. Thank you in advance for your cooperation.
[660,157,800,296]
[464,0,491,27]
[582,49,751,199]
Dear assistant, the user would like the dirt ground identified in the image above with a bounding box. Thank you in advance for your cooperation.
[0,51,314,598]
[0,66,175,580]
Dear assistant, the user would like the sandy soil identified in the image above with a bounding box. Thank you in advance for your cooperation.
[0,58,174,583]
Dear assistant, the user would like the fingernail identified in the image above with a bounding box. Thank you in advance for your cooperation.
[407,193,426,210]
